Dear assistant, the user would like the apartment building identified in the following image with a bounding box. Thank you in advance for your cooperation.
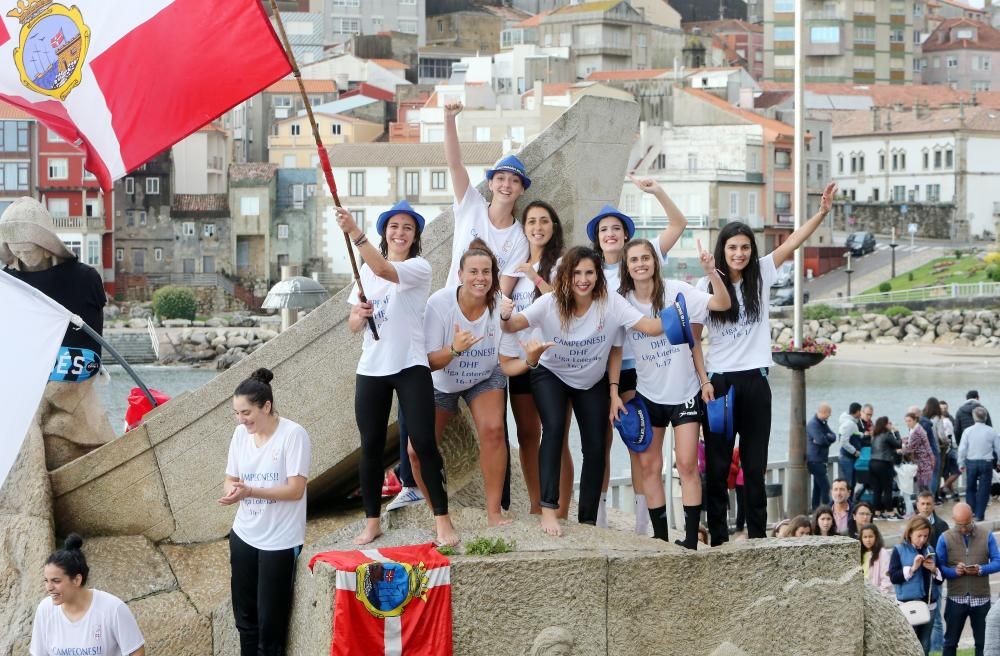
[114,152,174,292]
[0,106,35,215]
[269,113,384,168]
[920,18,1000,91]
[316,0,426,47]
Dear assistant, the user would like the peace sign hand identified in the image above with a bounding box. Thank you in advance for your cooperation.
[451,324,485,354]
[519,338,554,364]
[629,173,661,195]
[697,238,717,276]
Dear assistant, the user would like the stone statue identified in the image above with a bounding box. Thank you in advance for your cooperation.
[529,626,574,656]
[0,197,114,469]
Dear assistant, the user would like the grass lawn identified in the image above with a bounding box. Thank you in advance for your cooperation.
[862,256,991,294]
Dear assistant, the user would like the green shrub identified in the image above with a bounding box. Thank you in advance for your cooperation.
[878,281,892,293]
[803,304,840,321]
[985,252,1000,267]
[907,272,915,282]
[954,249,963,260]
[152,286,197,321]
[463,537,516,556]
[884,305,912,318]
[988,265,1000,283]
[436,545,457,556]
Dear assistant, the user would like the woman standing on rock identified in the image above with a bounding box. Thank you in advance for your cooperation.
[500,246,668,536]
[220,367,310,656]
[31,534,146,656]
[336,205,458,548]
[697,182,836,546]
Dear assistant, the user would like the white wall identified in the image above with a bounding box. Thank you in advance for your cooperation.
[964,135,1000,235]
[172,133,209,195]
[832,133,958,204]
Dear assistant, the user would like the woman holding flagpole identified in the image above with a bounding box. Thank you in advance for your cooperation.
[336,204,458,547]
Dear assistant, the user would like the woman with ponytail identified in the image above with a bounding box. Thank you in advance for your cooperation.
[32,533,146,655]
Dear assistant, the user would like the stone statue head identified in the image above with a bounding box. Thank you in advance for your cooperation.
[529,626,574,656]
[0,197,74,271]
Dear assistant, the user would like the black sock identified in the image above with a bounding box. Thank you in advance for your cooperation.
[648,505,669,541]
[675,505,701,550]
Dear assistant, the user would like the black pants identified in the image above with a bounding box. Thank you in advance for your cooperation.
[870,459,895,513]
[530,365,609,524]
[734,484,745,530]
[704,368,771,542]
[356,366,448,518]
[229,532,299,656]
[943,599,988,656]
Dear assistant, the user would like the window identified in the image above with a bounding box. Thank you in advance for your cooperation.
[182,221,195,236]
[331,123,341,135]
[728,192,738,218]
[811,26,840,44]
[879,152,886,171]
[854,26,875,44]
[475,126,490,142]
[272,95,292,108]
[132,249,145,274]
[116,248,124,262]
[124,177,134,195]
[154,247,163,262]
[893,185,905,202]
[982,56,992,71]
[890,0,905,14]
[0,121,29,152]
[291,123,301,136]
[945,148,953,168]
[241,196,260,216]
[510,126,525,144]
[890,29,905,43]
[927,184,940,202]
[817,162,824,180]
[687,153,697,173]
[923,150,929,169]
[748,149,760,172]
[0,162,29,191]
[86,239,100,266]
[437,19,444,33]
[400,0,415,4]
[775,192,791,210]
[858,154,865,172]
[774,26,794,41]
[933,57,941,69]
[775,150,791,169]
[126,210,135,226]
[85,199,101,218]
[203,223,215,238]
[332,0,359,6]
[47,129,64,143]
[973,81,992,91]
[277,224,289,239]
[404,171,420,196]
[819,130,825,152]
[900,152,906,170]
[146,177,159,194]
[349,171,365,196]
[947,57,959,69]
[398,19,417,34]
[838,154,844,173]
[850,155,857,173]
[203,256,215,274]
[47,198,68,217]
[83,169,96,181]
[354,209,366,232]
[138,210,147,225]
[47,158,68,180]
[653,154,666,170]
[292,184,304,208]
[913,30,922,45]
[934,150,942,169]
[747,192,758,219]
[774,0,794,10]
[431,170,447,190]
[872,188,880,201]
[855,0,875,14]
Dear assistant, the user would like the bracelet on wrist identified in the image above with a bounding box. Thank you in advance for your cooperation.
[353,234,368,247]
[534,275,545,288]
[609,382,619,387]
[449,345,461,357]
[501,313,512,321]
[700,380,711,388]
[525,359,539,369]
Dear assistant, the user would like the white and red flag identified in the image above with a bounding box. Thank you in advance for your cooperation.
[309,543,453,656]
[0,0,291,191]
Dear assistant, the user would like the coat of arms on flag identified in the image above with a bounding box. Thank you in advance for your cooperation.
[310,543,453,656]
[7,0,88,101]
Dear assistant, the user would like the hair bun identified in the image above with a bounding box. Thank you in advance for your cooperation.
[64,533,84,551]
[249,368,274,386]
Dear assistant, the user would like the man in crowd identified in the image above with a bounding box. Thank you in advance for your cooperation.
[957,407,1000,522]
[860,403,874,438]
[831,478,852,535]
[807,402,837,510]
[939,400,961,501]
[837,402,864,494]
[936,502,1000,656]
[955,391,993,445]
[917,489,950,651]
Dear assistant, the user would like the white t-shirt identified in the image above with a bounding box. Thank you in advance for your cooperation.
[31,590,145,656]
[424,287,503,393]
[349,258,432,377]
[447,186,529,288]
[605,248,667,366]
[696,253,778,373]
[519,292,643,388]
[226,417,311,551]
[500,261,544,359]
[626,280,711,405]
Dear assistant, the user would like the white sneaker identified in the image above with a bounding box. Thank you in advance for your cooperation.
[386,486,424,511]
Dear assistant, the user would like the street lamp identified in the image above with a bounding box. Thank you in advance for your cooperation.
[262,266,329,332]
[889,226,899,279]
[844,251,854,299]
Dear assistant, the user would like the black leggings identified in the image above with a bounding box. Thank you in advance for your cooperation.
[704,368,771,542]
[355,366,448,518]
[870,459,895,513]
[530,365,609,524]
[229,531,299,656]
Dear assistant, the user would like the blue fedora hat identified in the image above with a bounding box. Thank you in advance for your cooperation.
[660,293,695,349]
[586,204,636,243]
[707,386,735,441]
[614,396,653,453]
[486,155,531,189]
[376,199,426,236]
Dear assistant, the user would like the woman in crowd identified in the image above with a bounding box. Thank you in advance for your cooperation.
[787,515,812,537]
[220,368,311,656]
[846,502,874,540]
[859,524,893,595]
[421,239,508,526]
[499,201,571,516]
[588,175,688,531]
[31,534,145,656]
[500,246,668,536]
[903,411,935,493]
[612,238,729,547]
[923,397,950,500]
[870,416,902,520]
[811,505,838,537]
[697,182,837,546]
[889,516,942,654]
[336,205,457,547]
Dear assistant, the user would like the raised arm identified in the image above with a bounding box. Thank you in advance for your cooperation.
[771,182,836,268]
[696,239,731,311]
[444,102,470,202]
[630,174,687,256]
[335,206,399,283]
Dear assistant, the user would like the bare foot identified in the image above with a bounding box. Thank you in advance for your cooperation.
[353,519,382,545]
[487,510,513,527]
[540,508,562,537]
[435,515,460,547]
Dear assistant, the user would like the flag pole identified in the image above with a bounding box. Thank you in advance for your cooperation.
[266,0,379,340]
[69,316,158,408]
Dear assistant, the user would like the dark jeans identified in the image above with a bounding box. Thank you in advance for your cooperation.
[229,532,299,656]
[396,408,416,487]
[808,461,831,510]
[704,369,771,543]
[870,459,896,513]
[839,455,856,492]
[943,600,989,656]
[530,365,609,524]
[734,484,745,531]
[914,617,932,656]
[965,459,994,521]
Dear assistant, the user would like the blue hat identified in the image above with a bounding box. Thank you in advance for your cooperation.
[613,396,653,453]
[660,293,695,349]
[376,200,425,236]
[486,155,531,189]
[707,386,735,441]
[586,204,636,242]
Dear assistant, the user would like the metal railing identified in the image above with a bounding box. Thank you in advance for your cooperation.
[811,281,1000,306]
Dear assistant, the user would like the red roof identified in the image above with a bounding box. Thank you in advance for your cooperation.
[678,87,796,137]
[521,83,574,97]
[265,79,337,94]
[922,18,1000,53]
[369,58,408,70]
[514,9,554,28]
[760,81,1000,109]
[586,68,673,81]
[0,102,34,120]
[339,82,394,102]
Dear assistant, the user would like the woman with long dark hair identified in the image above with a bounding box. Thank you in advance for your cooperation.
[870,416,902,519]
[860,523,892,595]
[500,246,667,536]
[811,505,837,537]
[698,182,836,546]
[336,204,457,547]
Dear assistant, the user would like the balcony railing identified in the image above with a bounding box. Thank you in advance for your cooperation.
[52,216,105,232]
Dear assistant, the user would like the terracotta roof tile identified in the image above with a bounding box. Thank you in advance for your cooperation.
[266,79,337,94]
[922,19,1000,53]
[758,81,1000,109]
[172,194,229,215]
[0,102,34,120]
[229,163,278,185]
[369,58,408,70]
[678,87,796,137]
[514,9,554,28]
[521,83,574,97]
[586,68,674,81]
[833,105,1000,137]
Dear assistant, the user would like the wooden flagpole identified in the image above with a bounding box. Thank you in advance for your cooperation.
[267,0,379,339]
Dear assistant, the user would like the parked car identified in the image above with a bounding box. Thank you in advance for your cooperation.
[771,286,810,306]
[774,262,794,287]
[845,231,876,256]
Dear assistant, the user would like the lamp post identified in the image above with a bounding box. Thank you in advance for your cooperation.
[845,252,854,299]
[262,266,330,332]
[890,226,899,279]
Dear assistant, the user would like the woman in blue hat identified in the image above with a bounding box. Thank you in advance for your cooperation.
[500,246,667,536]
[612,238,730,548]
[587,175,688,533]
[696,182,837,546]
[444,102,529,297]
[335,204,458,547]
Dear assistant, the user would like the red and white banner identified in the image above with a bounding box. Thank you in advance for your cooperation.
[0,0,291,190]
[309,543,453,656]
